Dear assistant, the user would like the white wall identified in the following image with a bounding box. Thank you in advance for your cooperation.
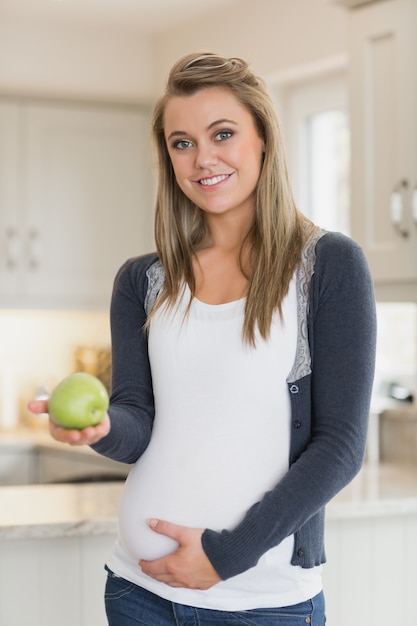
[0,0,348,101]
[153,0,349,91]
[0,14,154,102]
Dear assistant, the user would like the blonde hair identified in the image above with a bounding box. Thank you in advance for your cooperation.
[151,51,316,344]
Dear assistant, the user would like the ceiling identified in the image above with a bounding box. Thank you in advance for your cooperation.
[0,0,242,32]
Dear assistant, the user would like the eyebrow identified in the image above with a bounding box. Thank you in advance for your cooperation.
[167,118,238,141]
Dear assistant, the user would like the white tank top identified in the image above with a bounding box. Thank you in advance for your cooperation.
[108,277,322,610]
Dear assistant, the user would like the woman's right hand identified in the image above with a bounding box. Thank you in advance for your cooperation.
[27,400,111,446]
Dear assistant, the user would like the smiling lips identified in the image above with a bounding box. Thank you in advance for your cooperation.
[198,173,232,186]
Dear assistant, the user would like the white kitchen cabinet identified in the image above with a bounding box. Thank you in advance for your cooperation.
[0,102,20,297]
[349,0,417,297]
[324,510,417,625]
[0,99,154,309]
[0,534,113,626]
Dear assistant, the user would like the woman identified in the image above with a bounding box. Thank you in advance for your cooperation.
[30,52,376,625]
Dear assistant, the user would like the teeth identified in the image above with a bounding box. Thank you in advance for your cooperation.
[199,174,229,186]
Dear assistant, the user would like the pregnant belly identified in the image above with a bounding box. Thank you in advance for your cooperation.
[119,453,226,560]
[119,457,181,561]
[119,437,240,561]
[118,433,275,562]
[118,404,288,562]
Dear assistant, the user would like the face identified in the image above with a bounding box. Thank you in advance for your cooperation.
[163,87,265,223]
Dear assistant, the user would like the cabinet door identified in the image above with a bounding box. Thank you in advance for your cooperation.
[20,103,154,309]
[0,102,22,297]
[350,0,417,288]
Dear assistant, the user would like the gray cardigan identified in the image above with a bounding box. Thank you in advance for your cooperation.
[92,230,377,581]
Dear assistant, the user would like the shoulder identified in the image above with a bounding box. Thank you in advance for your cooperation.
[112,252,160,304]
[315,230,364,258]
[314,231,372,280]
[310,231,375,318]
[115,252,159,281]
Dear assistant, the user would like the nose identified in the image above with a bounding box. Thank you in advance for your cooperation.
[195,141,218,169]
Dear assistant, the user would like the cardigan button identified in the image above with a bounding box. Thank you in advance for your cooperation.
[297,548,304,558]
[289,384,299,394]
[294,420,302,429]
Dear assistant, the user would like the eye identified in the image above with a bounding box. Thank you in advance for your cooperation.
[172,139,193,150]
[215,130,233,142]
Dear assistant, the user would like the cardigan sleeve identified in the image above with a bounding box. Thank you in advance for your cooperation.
[201,232,377,579]
[91,255,157,464]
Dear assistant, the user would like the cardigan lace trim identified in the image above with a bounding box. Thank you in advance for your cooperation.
[287,228,326,382]
[144,228,326,383]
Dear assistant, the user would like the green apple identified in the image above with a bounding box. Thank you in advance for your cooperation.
[48,372,109,430]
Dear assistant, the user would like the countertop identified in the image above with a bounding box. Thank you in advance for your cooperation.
[0,482,123,539]
[1,428,417,540]
[327,462,417,519]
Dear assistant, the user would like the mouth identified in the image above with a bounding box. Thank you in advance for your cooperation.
[197,173,232,187]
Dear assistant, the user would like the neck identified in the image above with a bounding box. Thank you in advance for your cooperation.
[201,211,254,254]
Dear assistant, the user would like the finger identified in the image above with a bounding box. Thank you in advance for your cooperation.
[49,415,110,445]
[139,556,167,579]
[138,555,216,590]
[28,399,49,415]
[148,519,184,541]
[49,420,84,444]
[139,556,179,585]
[76,416,111,442]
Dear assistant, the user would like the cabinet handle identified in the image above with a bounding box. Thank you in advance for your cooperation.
[390,180,409,238]
[27,228,41,270]
[412,186,417,225]
[5,227,20,269]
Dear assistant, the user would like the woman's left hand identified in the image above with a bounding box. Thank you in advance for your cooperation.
[139,519,222,590]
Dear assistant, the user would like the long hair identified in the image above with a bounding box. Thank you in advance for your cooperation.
[151,51,316,345]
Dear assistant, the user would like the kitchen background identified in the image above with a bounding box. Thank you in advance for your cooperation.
[0,0,416,624]
[0,0,415,425]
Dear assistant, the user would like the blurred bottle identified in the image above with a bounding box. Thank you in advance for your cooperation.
[73,345,111,394]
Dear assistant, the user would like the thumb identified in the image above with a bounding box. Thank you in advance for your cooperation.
[148,518,182,541]
[28,399,49,415]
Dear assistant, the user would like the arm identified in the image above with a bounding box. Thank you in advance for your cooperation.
[28,255,157,459]
[201,233,377,579]
[91,255,157,463]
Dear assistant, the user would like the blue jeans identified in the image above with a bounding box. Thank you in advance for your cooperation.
[104,567,326,625]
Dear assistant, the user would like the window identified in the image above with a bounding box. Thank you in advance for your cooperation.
[305,109,350,234]
[275,71,350,234]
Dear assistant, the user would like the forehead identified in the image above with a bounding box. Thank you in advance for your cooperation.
[163,87,253,131]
